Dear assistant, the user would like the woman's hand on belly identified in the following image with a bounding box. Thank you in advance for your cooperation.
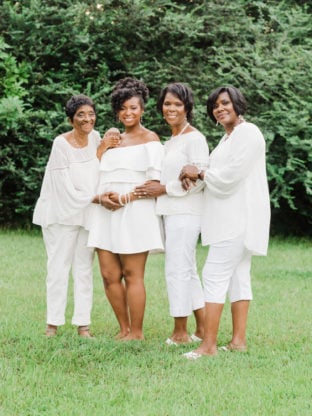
[134,180,166,199]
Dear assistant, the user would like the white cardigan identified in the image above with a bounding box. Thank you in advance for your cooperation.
[201,122,270,255]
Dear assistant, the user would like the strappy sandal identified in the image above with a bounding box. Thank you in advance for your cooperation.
[78,325,94,338]
[219,343,247,352]
[190,334,203,342]
[45,325,57,337]
[183,350,203,360]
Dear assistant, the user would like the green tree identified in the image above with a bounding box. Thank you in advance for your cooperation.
[0,0,311,235]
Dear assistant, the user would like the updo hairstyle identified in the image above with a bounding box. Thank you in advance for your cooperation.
[65,94,96,121]
[111,77,149,116]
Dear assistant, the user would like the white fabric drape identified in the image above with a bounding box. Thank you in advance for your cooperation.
[201,122,270,255]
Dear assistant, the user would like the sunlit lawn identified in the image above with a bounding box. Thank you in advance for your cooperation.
[0,230,311,415]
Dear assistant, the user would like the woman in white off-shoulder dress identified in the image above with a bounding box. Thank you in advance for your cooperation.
[88,141,163,253]
[88,78,164,341]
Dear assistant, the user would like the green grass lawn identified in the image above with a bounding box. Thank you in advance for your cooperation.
[0,231,311,416]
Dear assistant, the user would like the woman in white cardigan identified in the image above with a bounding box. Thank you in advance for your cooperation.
[180,86,270,359]
[134,83,209,344]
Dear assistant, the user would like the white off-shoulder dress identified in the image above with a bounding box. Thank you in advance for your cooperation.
[87,141,165,254]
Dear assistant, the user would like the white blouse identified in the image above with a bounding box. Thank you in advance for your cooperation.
[156,130,209,216]
[33,130,100,228]
[98,140,164,188]
[201,122,271,255]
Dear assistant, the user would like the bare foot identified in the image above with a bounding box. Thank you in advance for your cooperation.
[195,346,218,356]
[45,324,57,337]
[114,329,130,340]
[119,333,145,342]
[169,334,192,344]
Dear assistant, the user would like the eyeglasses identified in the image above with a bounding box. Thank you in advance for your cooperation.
[75,112,96,120]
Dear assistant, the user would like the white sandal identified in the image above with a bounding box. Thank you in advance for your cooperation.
[183,350,203,360]
[165,338,178,346]
[219,343,247,352]
[190,334,202,342]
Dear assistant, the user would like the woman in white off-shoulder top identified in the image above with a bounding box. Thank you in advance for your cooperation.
[87,78,164,341]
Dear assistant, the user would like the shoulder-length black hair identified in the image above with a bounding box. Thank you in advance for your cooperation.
[206,86,247,123]
[157,82,194,123]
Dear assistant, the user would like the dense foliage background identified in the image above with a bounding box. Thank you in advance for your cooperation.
[0,0,311,235]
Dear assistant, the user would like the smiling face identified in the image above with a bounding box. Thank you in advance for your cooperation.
[162,92,187,128]
[117,96,144,128]
[71,104,96,135]
[212,91,240,133]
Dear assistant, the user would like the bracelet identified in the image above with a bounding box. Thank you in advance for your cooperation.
[118,194,125,206]
[118,192,132,206]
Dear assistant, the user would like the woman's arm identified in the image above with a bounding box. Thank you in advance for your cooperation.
[97,127,121,159]
[180,124,265,196]
[134,181,166,199]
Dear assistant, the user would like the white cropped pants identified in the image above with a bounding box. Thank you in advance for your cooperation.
[164,215,205,317]
[42,224,94,326]
[202,236,252,304]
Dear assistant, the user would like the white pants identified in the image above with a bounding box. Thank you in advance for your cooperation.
[203,236,252,304]
[164,215,205,317]
[42,224,94,326]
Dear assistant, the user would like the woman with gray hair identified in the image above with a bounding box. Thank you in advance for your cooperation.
[33,94,101,338]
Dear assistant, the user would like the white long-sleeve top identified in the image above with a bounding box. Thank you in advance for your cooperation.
[201,122,270,255]
[33,130,100,228]
[156,130,209,215]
